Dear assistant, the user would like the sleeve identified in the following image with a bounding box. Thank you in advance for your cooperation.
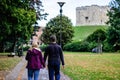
[25,51,29,60]
[44,47,48,63]
[39,51,45,67]
[59,47,65,65]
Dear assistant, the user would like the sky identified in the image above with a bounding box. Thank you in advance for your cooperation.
[38,0,111,26]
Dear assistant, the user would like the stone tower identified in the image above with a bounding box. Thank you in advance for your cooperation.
[76,5,110,26]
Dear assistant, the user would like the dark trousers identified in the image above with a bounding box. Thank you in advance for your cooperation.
[48,61,60,80]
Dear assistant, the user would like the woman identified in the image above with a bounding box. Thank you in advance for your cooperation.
[25,43,45,80]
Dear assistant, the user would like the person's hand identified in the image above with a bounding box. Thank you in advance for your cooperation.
[44,64,46,68]
[44,64,48,69]
[42,63,46,68]
[62,65,65,69]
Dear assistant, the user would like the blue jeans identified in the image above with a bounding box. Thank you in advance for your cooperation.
[48,61,60,80]
[28,69,40,80]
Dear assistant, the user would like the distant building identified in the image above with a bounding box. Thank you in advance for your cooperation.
[76,5,110,26]
[31,27,44,45]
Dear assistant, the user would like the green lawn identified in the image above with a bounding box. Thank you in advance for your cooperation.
[0,53,9,56]
[0,53,22,71]
[62,52,120,80]
[73,25,108,41]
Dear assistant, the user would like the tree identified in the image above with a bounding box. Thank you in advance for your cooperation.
[0,0,47,52]
[86,29,106,43]
[86,29,106,52]
[41,15,74,47]
[29,0,48,20]
[0,0,36,52]
[29,0,48,32]
[106,0,120,51]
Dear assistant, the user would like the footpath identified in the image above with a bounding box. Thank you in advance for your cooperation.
[5,56,71,80]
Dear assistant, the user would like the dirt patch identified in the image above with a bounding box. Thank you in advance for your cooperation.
[0,71,10,80]
[0,56,8,58]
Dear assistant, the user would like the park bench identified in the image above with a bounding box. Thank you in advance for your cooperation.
[8,52,15,57]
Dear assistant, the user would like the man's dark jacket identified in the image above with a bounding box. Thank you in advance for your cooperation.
[44,43,65,65]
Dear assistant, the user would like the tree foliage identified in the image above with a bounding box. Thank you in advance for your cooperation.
[0,0,36,52]
[0,0,47,52]
[29,0,48,20]
[86,29,106,43]
[41,15,74,47]
[106,0,120,51]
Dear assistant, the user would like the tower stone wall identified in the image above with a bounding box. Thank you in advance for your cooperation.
[76,5,110,26]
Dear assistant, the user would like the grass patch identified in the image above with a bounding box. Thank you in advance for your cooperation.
[0,53,9,56]
[73,25,108,41]
[0,56,22,71]
[62,52,120,80]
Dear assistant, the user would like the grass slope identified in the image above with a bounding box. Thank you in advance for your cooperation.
[73,25,108,41]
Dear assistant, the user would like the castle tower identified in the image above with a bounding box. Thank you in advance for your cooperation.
[76,5,110,26]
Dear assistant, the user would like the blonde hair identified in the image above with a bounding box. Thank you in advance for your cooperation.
[32,43,38,48]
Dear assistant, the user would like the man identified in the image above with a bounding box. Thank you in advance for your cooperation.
[44,35,65,80]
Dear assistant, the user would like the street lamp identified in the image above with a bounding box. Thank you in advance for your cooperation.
[57,2,65,47]
[34,21,38,32]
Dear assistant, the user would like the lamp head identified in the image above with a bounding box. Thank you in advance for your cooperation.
[57,2,65,7]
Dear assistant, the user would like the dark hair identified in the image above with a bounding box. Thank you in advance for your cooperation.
[50,35,56,42]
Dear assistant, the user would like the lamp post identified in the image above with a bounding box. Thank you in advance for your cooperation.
[34,21,38,32]
[57,2,65,47]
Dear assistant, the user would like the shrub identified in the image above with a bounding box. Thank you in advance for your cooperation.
[63,41,81,51]
[85,29,107,52]
[63,41,89,52]
[103,41,115,52]
[79,41,89,52]
[86,29,106,43]
[88,41,98,51]
[40,44,48,51]
[23,46,30,51]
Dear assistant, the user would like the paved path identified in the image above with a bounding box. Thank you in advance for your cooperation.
[5,56,71,80]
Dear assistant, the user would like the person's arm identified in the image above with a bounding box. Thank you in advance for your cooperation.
[25,51,29,60]
[44,47,48,67]
[39,51,45,68]
[25,48,32,60]
[59,47,65,68]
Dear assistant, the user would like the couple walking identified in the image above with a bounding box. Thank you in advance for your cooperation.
[25,35,65,80]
